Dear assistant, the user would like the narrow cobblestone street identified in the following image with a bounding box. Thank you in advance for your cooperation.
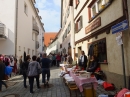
[0,66,117,97]
[0,67,70,97]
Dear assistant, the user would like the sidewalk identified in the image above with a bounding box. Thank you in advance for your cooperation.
[0,67,117,97]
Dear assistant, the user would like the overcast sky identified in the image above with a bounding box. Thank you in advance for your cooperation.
[35,0,61,32]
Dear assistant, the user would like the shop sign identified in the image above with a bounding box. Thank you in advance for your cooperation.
[85,17,101,34]
[111,19,129,34]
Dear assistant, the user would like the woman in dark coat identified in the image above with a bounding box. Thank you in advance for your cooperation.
[0,58,8,91]
[87,56,98,72]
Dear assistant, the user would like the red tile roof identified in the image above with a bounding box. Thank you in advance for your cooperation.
[44,32,57,47]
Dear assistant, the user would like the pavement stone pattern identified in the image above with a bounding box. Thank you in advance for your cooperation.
[0,67,117,97]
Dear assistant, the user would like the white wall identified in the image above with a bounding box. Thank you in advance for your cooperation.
[17,0,44,58]
[60,0,74,56]
[0,0,16,55]
[46,40,57,55]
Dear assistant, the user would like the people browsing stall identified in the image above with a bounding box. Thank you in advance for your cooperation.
[87,55,98,72]
[78,51,88,70]
[67,54,73,64]
[41,53,51,88]
[28,56,41,94]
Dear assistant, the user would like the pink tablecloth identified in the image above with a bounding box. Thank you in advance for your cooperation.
[70,71,98,92]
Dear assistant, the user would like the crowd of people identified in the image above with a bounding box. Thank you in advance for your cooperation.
[0,51,99,94]
[48,53,73,67]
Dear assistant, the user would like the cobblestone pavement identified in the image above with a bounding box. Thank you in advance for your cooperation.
[0,67,117,97]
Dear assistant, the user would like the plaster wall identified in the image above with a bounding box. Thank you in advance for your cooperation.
[0,0,16,55]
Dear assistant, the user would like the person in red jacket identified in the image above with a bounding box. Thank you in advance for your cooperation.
[56,53,61,67]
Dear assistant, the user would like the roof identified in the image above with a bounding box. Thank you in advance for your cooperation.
[44,32,57,47]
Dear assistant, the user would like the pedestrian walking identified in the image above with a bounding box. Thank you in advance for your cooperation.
[19,56,23,75]
[41,53,51,88]
[0,57,8,92]
[28,55,41,94]
[56,53,61,67]
[52,54,56,66]
[21,57,30,88]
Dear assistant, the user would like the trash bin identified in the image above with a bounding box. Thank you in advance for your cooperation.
[83,83,96,97]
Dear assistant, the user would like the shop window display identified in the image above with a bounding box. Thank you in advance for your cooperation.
[88,38,107,63]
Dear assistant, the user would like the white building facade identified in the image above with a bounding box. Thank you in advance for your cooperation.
[59,0,75,58]
[0,0,45,58]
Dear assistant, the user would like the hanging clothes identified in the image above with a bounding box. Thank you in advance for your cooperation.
[93,43,98,57]
[88,44,94,56]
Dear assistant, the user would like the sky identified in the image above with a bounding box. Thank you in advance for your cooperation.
[35,0,61,32]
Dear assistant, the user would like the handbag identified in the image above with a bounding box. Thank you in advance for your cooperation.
[5,66,13,75]
[102,82,115,91]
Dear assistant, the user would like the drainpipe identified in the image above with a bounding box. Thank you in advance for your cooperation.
[70,0,75,59]
[15,0,18,57]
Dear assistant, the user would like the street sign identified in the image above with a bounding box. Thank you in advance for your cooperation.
[111,20,129,34]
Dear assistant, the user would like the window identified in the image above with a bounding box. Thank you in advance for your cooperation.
[68,22,71,33]
[75,16,83,33]
[19,46,21,51]
[24,3,28,15]
[62,35,64,42]
[32,32,35,40]
[28,48,30,54]
[98,0,102,11]
[75,0,80,8]
[65,16,67,24]
[88,38,107,63]
[91,5,97,18]
[65,30,67,38]
[88,0,113,21]
[32,50,34,56]
[67,7,70,18]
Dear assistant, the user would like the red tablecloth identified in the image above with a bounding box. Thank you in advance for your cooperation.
[70,71,98,92]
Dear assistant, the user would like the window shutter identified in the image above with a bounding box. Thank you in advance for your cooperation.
[74,23,78,33]
[76,0,79,5]
[75,0,77,5]
[88,8,91,21]
[80,16,83,29]
[76,22,78,32]
[69,22,71,31]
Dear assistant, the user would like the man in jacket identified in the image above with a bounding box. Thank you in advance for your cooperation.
[78,51,88,70]
[0,58,7,91]
[21,57,30,88]
[28,55,41,94]
[41,53,51,88]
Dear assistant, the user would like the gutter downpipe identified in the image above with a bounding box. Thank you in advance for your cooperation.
[15,0,18,57]
[70,0,75,59]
